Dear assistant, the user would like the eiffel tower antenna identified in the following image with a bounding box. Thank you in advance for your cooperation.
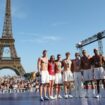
[0,0,26,75]
[2,0,13,38]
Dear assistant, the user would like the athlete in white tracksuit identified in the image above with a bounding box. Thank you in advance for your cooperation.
[72,53,82,97]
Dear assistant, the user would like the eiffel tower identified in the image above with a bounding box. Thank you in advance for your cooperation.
[0,0,26,75]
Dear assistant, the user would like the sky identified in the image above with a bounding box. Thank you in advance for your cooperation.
[0,0,105,76]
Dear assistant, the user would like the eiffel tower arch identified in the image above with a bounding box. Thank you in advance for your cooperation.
[0,0,26,75]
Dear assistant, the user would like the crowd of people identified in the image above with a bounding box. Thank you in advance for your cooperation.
[0,76,39,94]
[37,49,105,101]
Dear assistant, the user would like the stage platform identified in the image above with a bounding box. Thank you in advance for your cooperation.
[0,92,105,105]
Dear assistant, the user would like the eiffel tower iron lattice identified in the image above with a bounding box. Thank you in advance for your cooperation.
[0,0,26,75]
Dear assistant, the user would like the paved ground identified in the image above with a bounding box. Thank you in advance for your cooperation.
[0,92,105,105]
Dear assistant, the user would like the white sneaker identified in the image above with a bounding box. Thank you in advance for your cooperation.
[64,94,68,99]
[68,94,73,98]
[58,95,62,99]
[44,96,49,100]
[94,94,100,98]
[54,95,58,99]
[49,96,55,100]
[40,96,44,101]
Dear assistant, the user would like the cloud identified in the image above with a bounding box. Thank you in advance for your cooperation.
[18,32,38,37]
[51,22,68,27]
[12,5,27,19]
[36,36,61,43]
[19,33,62,44]
[43,36,59,41]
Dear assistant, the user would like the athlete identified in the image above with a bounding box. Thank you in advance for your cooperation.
[72,53,82,97]
[55,54,63,99]
[62,52,74,98]
[91,48,105,98]
[81,50,93,97]
[37,50,49,101]
[48,55,55,99]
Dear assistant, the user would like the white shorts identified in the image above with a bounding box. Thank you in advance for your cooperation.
[74,72,82,89]
[55,73,62,84]
[63,70,74,82]
[94,67,105,80]
[82,69,93,81]
[40,70,49,84]
[74,72,82,81]
[49,75,55,81]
